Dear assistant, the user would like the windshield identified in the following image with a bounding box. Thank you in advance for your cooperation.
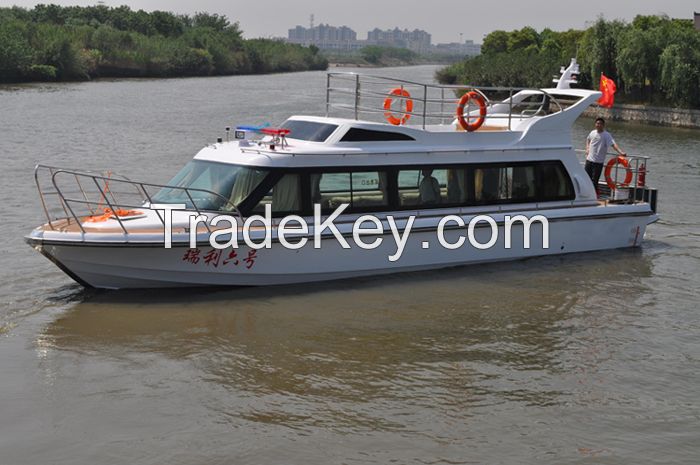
[152,160,269,211]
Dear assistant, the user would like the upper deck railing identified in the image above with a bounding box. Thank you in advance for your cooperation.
[325,72,576,131]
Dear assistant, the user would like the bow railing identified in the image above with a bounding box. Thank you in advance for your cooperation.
[34,164,243,236]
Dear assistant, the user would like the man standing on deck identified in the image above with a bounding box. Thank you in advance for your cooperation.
[585,117,626,191]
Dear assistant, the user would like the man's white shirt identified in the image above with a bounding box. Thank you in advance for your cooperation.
[586,130,615,163]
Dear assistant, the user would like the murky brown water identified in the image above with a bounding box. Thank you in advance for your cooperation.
[1,66,699,464]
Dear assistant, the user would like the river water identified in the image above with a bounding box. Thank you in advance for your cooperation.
[1,65,699,464]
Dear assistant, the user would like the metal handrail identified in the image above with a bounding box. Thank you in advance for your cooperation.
[35,164,244,236]
[574,150,652,205]
[326,72,565,130]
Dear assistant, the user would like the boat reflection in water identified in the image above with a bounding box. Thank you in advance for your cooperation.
[37,249,653,430]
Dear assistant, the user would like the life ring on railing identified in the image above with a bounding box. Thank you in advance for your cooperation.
[84,208,143,223]
[604,156,633,190]
[456,91,487,132]
[383,88,413,125]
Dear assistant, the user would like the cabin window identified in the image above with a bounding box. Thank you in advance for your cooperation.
[280,120,338,142]
[352,171,388,208]
[446,168,469,203]
[398,169,445,206]
[293,160,573,215]
[473,166,537,203]
[398,168,467,207]
[251,173,301,214]
[538,162,573,200]
[340,128,415,142]
[152,160,269,211]
[469,163,572,204]
[310,171,388,211]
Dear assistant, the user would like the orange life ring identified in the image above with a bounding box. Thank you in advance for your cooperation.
[383,88,413,125]
[604,156,633,190]
[456,91,487,132]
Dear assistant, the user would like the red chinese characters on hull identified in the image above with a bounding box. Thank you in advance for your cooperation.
[182,247,258,270]
[182,249,201,264]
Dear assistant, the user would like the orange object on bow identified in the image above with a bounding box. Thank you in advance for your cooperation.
[84,208,143,223]
[597,74,616,108]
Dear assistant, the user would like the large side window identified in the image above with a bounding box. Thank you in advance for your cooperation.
[474,166,537,202]
[537,162,574,201]
[512,166,537,200]
[311,172,351,210]
[310,171,388,211]
[351,171,388,208]
[397,169,422,206]
[252,173,302,214]
[474,167,501,203]
[471,163,572,204]
[398,168,466,207]
[298,161,573,214]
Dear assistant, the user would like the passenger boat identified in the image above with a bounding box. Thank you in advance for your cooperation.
[26,60,659,289]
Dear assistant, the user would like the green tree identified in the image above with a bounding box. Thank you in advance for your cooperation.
[436,15,700,108]
[192,12,229,31]
[0,20,33,80]
[149,10,185,37]
[507,26,539,52]
[541,38,562,59]
[615,27,658,97]
[659,39,700,107]
[0,4,327,82]
[481,30,508,55]
[578,17,624,81]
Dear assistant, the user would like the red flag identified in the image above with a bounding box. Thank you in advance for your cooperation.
[597,74,616,108]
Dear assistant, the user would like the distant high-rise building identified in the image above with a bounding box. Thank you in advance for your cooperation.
[287,22,479,55]
[287,24,360,50]
[366,27,432,53]
[694,12,700,30]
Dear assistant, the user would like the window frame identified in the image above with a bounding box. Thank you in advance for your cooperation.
[236,160,576,217]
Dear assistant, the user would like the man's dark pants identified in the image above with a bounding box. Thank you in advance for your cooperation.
[585,160,604,193]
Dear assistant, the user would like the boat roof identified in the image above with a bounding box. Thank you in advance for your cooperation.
[193,67,602,169]
[193,87,599,168]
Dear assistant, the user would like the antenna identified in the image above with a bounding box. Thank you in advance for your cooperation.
[310,14,314,29]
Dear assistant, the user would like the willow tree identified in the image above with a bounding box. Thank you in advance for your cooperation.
[615,27,659,99]
[659,40,700,107]
[578,18,624,81]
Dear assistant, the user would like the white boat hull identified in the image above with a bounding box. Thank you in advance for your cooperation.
[28,207,656,289]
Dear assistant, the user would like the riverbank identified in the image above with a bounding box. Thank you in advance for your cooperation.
[436,16,700,111]
[327,61,444,68]
[0,6,327,83]
[583,104,700,129]
[323,47,459,69]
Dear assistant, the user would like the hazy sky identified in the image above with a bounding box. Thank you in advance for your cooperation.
[5,0,698,43]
